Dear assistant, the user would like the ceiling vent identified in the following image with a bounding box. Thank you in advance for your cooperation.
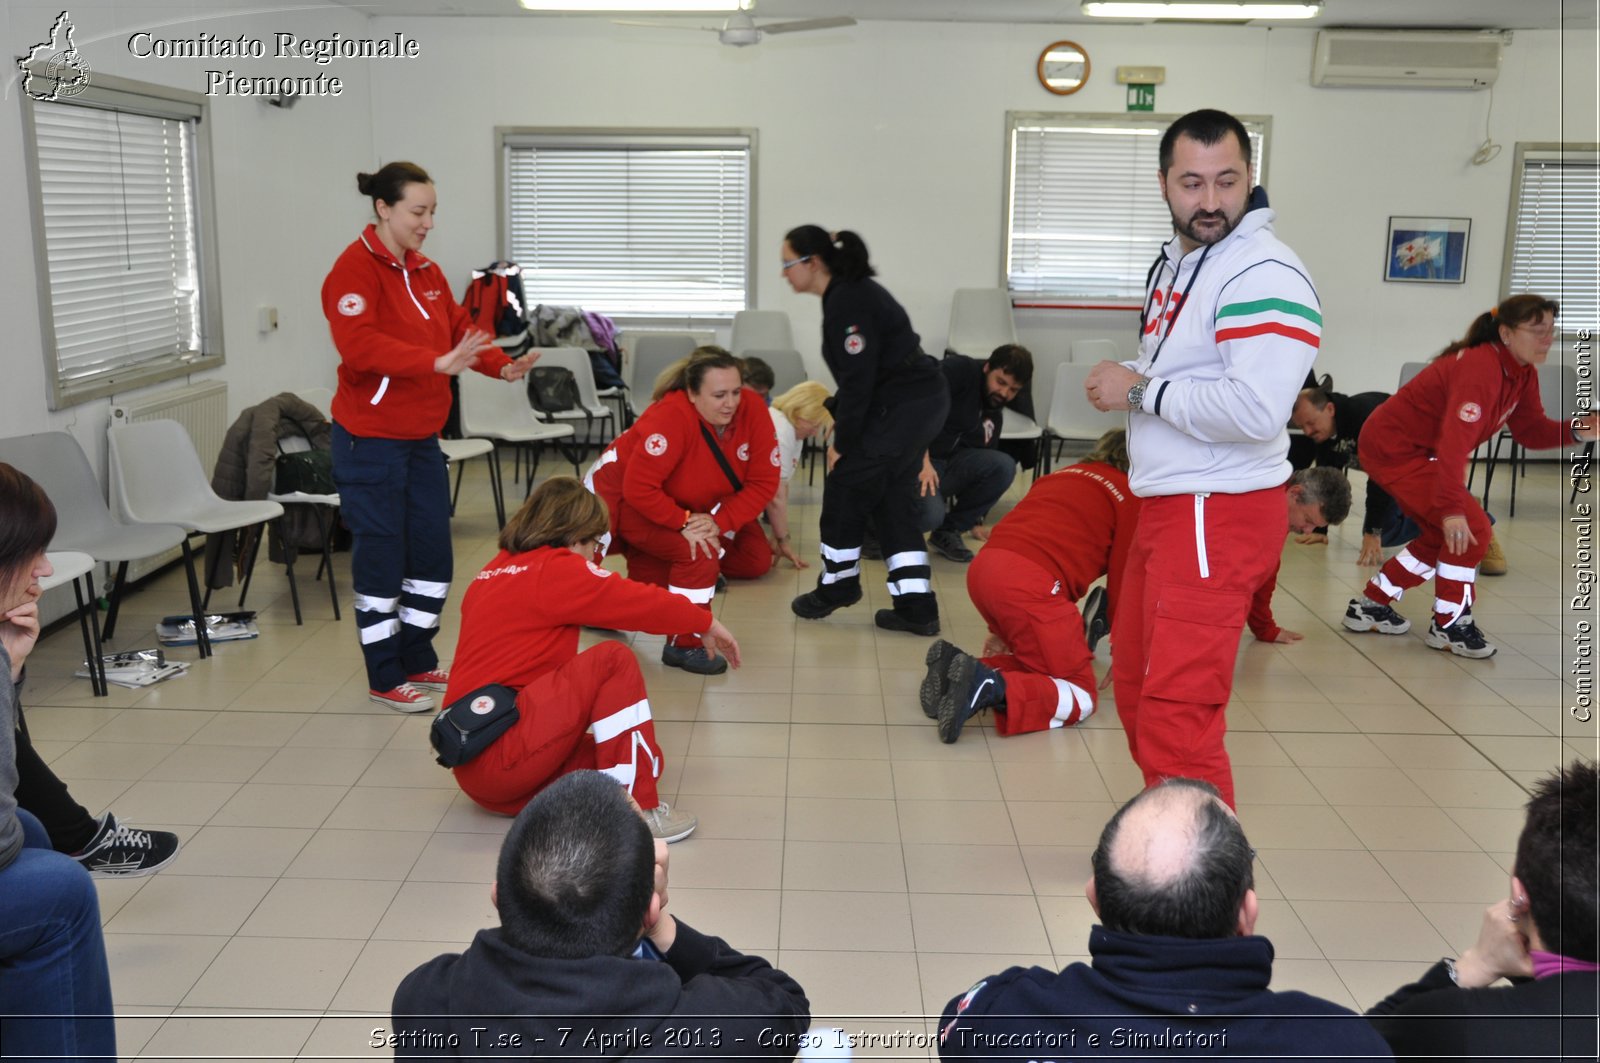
[1311,30,1504,89]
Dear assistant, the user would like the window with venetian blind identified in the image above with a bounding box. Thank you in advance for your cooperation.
[501,131,753,320]
[1502,143,1600,333]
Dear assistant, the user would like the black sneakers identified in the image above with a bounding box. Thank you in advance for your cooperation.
[920,639,960,719]
[72,813,181,878]
[928,529,974,563]
[1426,616,1497,659]
[875,607,940,637]
[937,653,1006,744]
[1082,586,1109,653]
[661,643,728,675]
[792,588,861,620]
[1342,597,1412,635]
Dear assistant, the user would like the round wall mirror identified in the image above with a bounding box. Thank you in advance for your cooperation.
[1037,40,1090,95]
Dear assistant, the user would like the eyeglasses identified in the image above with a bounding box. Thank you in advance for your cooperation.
[781,255,812,271]
[1516,321,1557,336]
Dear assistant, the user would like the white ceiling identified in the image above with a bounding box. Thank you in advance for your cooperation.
[331,0,1595,31]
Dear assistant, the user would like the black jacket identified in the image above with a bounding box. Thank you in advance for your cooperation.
[1367,961,1598,1062]
[390,919,809,1058]
[819,276,942,457]
[929,354,1004,459]
[1308,390,1396,536]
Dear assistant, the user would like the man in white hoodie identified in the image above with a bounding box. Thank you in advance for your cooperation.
[1086,110,1320,810]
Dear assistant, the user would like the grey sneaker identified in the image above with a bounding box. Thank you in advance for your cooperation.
[1082,586,1109,653]
[73,813,181,878]
[661,643,728,675]
[643,802,698,843]
[928,528,975,563]
[1342,598,1411,635]
[920,639,961,719]
[1426,617,1496,659]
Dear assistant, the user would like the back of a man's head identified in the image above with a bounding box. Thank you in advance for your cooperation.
[495,771,656,959]
[1091,779,1255,940]
[1515,759,1599,963]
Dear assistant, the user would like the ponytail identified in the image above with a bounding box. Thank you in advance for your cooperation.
[785,224,876,282]
[1440,293,1558,358]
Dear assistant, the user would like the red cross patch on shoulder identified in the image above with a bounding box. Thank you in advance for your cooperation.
[1458,402,1483,423]
[843,326,866,356]
[645,433,669,456]
[737,443,750,461]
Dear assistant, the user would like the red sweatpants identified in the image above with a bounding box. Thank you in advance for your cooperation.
[720,522,775,580]
[968,548,1097,735]
[1360,455,1491,628]
[618,504,720,648]
[453,642,664,814]
[1110,486,1287,809]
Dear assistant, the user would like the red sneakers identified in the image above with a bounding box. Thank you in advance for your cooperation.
[370,683,437,713]
[406,668,450,691]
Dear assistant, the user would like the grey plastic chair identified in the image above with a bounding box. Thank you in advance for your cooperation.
[107,419,285,656]
[41,550,106,695]
[1041,363,1124,474]
[528,347,617,450]
[947,289,1018,359]
[730,310,795,356]
[458,368,579,494]
[740,348,808,395]
[0,430,202,666]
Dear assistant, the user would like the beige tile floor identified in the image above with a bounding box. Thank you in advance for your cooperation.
[19,456,1595,1060]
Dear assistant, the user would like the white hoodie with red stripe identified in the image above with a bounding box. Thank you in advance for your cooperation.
[1123,207,1321,497]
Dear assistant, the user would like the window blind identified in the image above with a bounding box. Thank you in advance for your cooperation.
[1005,115,1266,302]
[504,134,750,318]
[1506,148,1599,331]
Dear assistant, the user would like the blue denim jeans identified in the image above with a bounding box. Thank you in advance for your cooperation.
[332,424,454,691]
[917,447,1018,534]
[0,809,116,1059]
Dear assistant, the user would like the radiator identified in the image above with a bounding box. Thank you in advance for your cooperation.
[108,380,230,583]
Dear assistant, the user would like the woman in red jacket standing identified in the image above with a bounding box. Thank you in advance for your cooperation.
[447,477,741,842]
[1343,295,1598,658]
[322,162,537,713]
[613,348,779,675]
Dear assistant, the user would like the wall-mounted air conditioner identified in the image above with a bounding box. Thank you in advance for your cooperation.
[1311,30,1505,89]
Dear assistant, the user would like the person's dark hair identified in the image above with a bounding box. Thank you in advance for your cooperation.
[1287,467,1352,526]
[1441,294,1559,358]
[1091,778,1254,940]
[495,771,657,959]
[785,225,876,282]
[1300,386,1333,410]
[651,345,742,402]
[0,463,57,599]
[1159,109,1252,175]
[741,356,776,393]
[500,477,609,554]
[986,344,1034,389]
[1514,759,1598,963]
[355,161,432,207]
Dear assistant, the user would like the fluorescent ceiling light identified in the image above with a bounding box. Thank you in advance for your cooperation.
[519,1,742,11]
[1082,2,1322,20]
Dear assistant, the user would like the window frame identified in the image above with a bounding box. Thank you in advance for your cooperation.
[495,126,757,324]
[20,72,225,410]
[1499,140,1600,336]
[1001,111,1271,306]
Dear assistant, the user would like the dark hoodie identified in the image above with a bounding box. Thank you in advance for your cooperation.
[390,919,809,1059]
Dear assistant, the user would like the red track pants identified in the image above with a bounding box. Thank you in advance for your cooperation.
[1110,486,1287,809]
[454,642,664,814]
[1360,456,1491,628]
[968,548,1097,735]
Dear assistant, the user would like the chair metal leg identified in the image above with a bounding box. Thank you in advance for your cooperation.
[1508,441,1520,518]
[310,506,339,621]
[281,531,304,626]
[102,560,130,641]
[1480,434,1505,508]
[179,538,212,658]
[488,450,507,528]
[449,460,466,516]
[237,524,264,610]
[72,574,106,697]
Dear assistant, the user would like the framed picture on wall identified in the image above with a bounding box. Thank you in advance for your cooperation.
[1384,216,1471,284]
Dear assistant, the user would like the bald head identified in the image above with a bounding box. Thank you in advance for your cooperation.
[1090,779,1255,940]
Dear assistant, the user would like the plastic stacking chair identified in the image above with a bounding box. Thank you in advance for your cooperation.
[41,551,107,696]
[257,430,341,625]
[740,349,808,395]
[528,348,617,451]
[730,310,795,356]
[947,289,1018,358]
[0,431,201,668]
[458,369,579,495]
[1041,364,1124,474]
[626,332,702,412]
[1069,338,1120,363]
[107,419,285,657]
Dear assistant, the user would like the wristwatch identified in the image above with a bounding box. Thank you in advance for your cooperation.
[1127,378,1149,413]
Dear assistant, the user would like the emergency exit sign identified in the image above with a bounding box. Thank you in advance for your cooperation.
[1127,84,1155,111]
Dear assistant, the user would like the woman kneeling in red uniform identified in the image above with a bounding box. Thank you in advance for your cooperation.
[1343,295,1599,659]
[610,348,778,675]
[444,477,741,843]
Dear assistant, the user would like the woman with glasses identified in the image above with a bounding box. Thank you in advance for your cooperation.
[1341,295,1598,658]
[780,226,949,636]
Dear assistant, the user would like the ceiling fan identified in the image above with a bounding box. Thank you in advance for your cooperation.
[613,2,856,47]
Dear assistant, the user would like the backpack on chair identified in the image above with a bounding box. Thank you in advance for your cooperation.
[527,365,580,415]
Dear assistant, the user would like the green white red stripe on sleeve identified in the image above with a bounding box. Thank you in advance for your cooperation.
[1214,297,1322,350]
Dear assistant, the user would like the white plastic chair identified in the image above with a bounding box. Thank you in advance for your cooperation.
[741,348,808,395]
[0,430,201,671]
[107,419,285,656]
[528,348,617,449]
[260,431,341,625]
[626,332,702,405]
[1397,361,1428,390]
[1041,363,1124,473]
[730,310,795,355]
[458,368,579,494]
[41,551,106,695]
[946,289,1018,358]
[1070,338,1120,363]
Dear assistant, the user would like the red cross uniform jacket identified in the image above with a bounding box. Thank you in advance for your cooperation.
[1360,341,1568,518]
[622,391,780,535]
[322,225,510,439]
[444,546,712,705]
